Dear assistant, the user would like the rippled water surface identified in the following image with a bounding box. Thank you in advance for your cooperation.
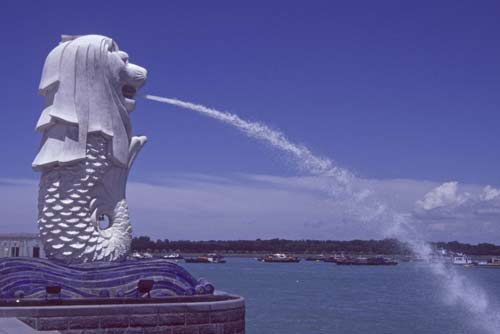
[184,258,500,334]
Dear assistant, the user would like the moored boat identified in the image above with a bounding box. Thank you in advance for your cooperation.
[365,257,398,265]
[451,254,472,265]
[336,256,398,266]
[131,251,153,259]
[257,253,300,263]
[131,251,143,259]
[163,252,184,260]
[185,253,226,263]
[322,254,348,263]
[305,255,326,262]
[472,257,500,268]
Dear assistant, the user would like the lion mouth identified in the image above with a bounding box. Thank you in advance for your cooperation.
[122,85,137,100]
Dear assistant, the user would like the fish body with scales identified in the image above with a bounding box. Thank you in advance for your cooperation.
[38,135,132,263]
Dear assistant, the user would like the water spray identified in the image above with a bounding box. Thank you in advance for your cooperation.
[142,93,500,334]
[143,95,351,182]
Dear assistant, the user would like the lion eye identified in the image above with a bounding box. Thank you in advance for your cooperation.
[117,51,129,64]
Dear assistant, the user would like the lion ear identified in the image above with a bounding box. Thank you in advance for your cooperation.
[60,35,80,43]
[39,42,65,95]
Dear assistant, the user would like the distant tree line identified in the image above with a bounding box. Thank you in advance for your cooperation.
[131,236,500,256]
[432,241,500,256]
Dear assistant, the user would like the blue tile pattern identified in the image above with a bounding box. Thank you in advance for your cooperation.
[0,258,214,299]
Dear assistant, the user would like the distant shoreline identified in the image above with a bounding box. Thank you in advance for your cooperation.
[132,236,500,257]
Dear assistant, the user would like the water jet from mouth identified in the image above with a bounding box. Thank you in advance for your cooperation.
[143,93,500,334]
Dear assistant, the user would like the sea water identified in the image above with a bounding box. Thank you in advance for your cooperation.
[185,258,500,334]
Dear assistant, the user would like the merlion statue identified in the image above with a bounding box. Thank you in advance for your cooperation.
[33,35,147,264]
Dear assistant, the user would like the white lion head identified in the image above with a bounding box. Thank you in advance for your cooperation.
[33,35,147,170]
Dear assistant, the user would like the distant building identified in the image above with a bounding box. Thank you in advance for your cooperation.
[0,233,45,258]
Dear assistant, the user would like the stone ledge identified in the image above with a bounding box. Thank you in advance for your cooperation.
[8,294,245,334]
[0,294,244,318]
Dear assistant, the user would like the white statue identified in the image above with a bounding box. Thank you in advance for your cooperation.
[33,35,147,263]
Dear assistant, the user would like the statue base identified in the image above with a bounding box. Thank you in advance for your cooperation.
[0,258,214,299]
[0,293,245,333]
[0,258,245,333]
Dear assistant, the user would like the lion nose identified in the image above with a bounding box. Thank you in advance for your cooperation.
[126,64,147,89]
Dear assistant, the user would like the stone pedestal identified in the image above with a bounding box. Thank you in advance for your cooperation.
[0,294,245,334]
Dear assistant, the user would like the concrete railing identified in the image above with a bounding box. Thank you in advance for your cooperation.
[0,294,245,334]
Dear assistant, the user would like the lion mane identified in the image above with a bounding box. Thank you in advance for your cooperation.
[33,34,141,169]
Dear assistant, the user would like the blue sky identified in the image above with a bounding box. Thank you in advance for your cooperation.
[1,1,500,241]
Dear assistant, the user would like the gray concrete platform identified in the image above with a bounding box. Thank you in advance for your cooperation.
[0,317,59,334]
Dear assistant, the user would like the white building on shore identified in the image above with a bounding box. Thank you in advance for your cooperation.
[0,233,45,258]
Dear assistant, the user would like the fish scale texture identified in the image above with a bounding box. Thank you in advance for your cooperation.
[38,134,131,264]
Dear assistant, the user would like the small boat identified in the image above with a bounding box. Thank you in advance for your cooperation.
[257,253,300,263]
[365,257,398,266]
[142,252,153,259]
[185,254,226,264]
[131,251,143,259]
[322,254,348,263]
[451,254,472,265]
[336,256,398,266]
[305,255,326,262]
[335,257,359,265]
[163,252,183,260]
[131,252,153,259]
[474,257,500,268]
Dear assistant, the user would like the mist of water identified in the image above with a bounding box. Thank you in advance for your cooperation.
[143,94,500,333]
